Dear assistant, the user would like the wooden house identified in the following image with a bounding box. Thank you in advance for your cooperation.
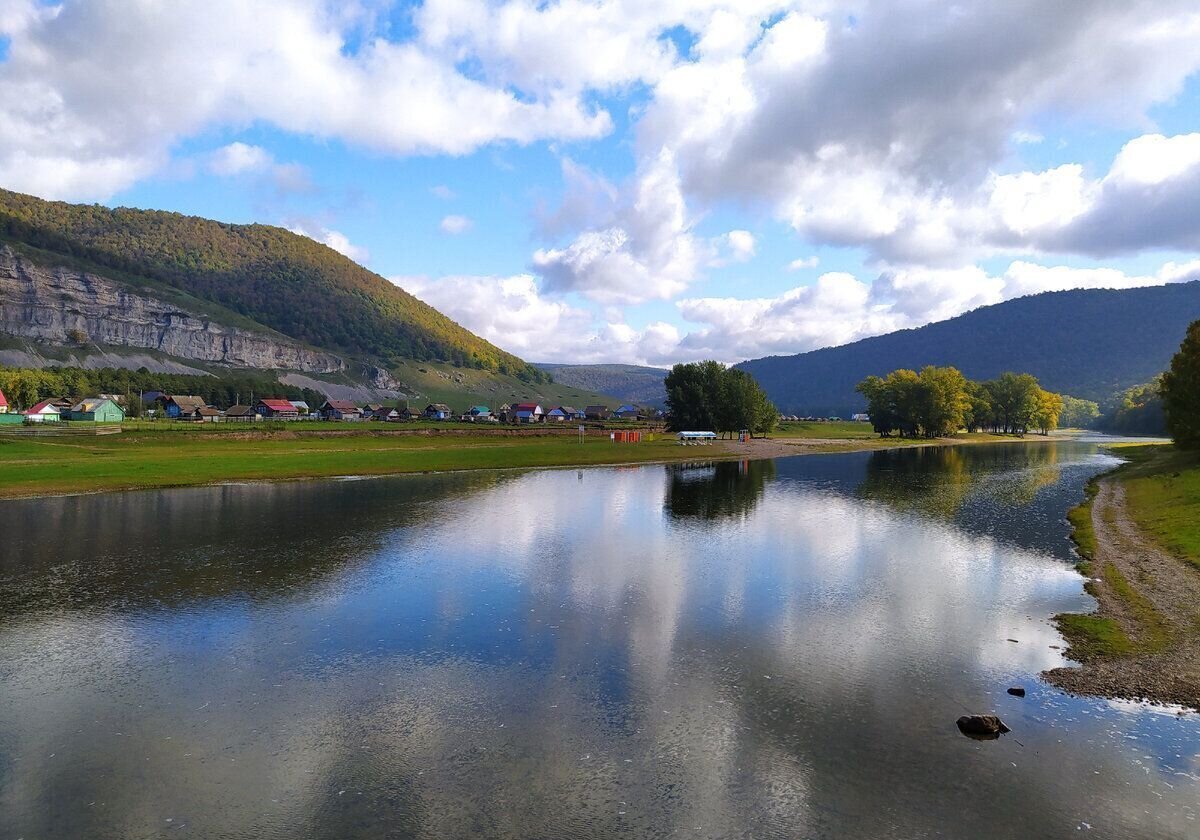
[224,405,260,422]
[67,397,125,422]
[162,395,206,419]
[321,399,363,420]
[585,405,611,420]
[424,403,452,420]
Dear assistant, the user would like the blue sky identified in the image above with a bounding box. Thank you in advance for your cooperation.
[2,1,1200,365]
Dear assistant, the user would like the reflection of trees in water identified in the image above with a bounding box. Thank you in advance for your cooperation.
[664,459,776,521]
[0,471,512,618]
[857,443,1067,520]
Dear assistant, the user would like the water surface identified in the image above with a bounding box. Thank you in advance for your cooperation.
[1,439,1197,838]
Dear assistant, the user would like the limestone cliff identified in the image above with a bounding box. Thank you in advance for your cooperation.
[0,246,345,374]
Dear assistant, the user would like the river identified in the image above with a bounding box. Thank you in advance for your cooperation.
[0,438,1196,838]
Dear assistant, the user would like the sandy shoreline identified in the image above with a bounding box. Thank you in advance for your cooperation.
[1046,476,1200,709]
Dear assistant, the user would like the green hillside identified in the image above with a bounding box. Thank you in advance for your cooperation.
[0,187,544,382]
[535,363,668,406]
[737,282,1200,414]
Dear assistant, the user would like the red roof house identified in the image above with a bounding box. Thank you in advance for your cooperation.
[256,398,300,419]
[0,387,8,413]
[24,399,61,423]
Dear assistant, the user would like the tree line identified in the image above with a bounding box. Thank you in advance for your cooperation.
[856,367,1074,438]
[664,361,778,437]
[0,365,327,414]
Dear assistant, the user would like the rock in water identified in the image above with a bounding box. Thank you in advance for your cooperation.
[956,714,1011,739]
[1007,686,1026,697]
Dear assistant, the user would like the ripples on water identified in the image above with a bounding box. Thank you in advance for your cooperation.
[0,439,1196,838]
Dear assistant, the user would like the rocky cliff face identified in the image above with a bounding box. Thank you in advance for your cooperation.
[0,247,345,374]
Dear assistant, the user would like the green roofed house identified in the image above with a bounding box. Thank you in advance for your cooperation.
[67,397,126,423]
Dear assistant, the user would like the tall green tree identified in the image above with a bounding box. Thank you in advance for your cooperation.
[983,372,1040,434]
[1162,320,1200,448]
[665,361,776,436]
[1059,395,1100,429]
[915,365,971,437]
[1032,388,1064,435]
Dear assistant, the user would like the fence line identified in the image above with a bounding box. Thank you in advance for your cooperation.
[0,424,123,437]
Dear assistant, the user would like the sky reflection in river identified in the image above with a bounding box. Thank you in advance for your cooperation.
[0,441,1197,838]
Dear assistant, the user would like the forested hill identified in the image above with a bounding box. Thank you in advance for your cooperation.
[535,363,669,406]
[736,282,1200,415]
[0,188,543,381]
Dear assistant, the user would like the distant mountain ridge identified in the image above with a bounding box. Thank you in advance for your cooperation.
[0,187,544,383]
[536,363,669,406]
[736,282,1200,415]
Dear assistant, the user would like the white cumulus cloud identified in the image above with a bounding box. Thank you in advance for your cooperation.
[440,214,473,235]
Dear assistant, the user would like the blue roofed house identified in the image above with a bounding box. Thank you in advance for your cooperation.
[613,404,641,419]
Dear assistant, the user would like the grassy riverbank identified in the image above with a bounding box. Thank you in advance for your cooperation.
[1050,443,1200,707]
[0,423,1045,499]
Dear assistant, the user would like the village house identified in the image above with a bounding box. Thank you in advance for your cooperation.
[192,406,223,423]
[370,406,400,421]
[545,406,576,422]
[396,406,419,422]
[23,400,61,423]
[362,403,384,415]
[613,404,641,419]
[511,402,543,423]
[424,403,452,420]
[466,405,492,421]
[67,397,126,423]
[585,405,611,421]
[256,398,300,420]
[160,395,207,419]
[289,400,310,416]
[224,405,260,422]
[320,399,363,420]
[0,387,8,413]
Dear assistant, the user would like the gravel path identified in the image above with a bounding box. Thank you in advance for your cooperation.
[1045,479,1200,709]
